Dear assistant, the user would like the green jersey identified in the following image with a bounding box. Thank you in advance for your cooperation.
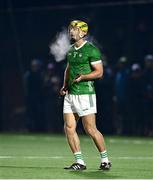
[67,41,102,95]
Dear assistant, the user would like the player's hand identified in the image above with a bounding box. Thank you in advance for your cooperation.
[59,87,68,96]
[73,74,85,83]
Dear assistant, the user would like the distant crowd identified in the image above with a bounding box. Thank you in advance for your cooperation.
[96,54,153,136]
[24,54,153,136]
[24,60,62,133]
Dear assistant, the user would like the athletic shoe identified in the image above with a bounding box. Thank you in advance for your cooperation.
[64,163,86,170]
[99,161,112,170]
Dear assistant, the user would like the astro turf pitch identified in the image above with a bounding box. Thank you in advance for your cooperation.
[0,134,153,179]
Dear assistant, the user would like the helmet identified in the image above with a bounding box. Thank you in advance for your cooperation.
[69,20,88,32]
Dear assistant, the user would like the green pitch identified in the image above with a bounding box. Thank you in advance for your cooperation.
[0,133,153,179]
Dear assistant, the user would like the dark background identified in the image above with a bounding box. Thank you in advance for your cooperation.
[0,0,153,134]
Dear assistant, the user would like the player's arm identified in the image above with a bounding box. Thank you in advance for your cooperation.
[74,62,103,82]
[60,63,70,96]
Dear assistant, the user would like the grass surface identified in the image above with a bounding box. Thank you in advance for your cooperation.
[0,133,153,179]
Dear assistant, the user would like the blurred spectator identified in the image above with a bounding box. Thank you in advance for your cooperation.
[114,56,130,135]
[142,54,153,136]
[43,63,62,132]
[24,59,45,132]
[129,63,144,135]
[96,57,114,134]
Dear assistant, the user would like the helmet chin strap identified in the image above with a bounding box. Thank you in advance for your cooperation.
[79,34,84,38]
[75,33,86,42]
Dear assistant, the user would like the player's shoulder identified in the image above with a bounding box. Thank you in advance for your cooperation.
[85,41,100,51]
[86,41,98,48]
[68,44,75,52]
[85,41,101,55]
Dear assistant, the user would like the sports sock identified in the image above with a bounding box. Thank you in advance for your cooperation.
[100,150,109,163]
[74,152,85,165]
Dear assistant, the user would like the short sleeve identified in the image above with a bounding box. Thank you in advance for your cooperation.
[90,47,102,65]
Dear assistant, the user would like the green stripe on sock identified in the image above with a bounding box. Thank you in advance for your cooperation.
[102,155,107,158]
[102,152,107,155]
[102,153,107,156]
[75,155,82,157]
[74,152,84,160]
[100,151,108,158]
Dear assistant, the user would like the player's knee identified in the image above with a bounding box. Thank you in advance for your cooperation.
[84,126,97,137]
[64,123,75,135]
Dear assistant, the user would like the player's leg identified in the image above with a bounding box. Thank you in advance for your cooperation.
[64,113,86,170]
[82,114,111,170]
[82,114,106,152]
[64,113,80,153]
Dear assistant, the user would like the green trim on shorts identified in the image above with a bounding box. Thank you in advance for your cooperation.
[89,95,94,107]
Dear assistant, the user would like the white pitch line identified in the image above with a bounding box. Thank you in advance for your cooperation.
[82,138,153,145]
[108,139,153,145]
[0,179,149,180]
[0,156,63,159]
[113,156,153,160]
[0,156,153,160]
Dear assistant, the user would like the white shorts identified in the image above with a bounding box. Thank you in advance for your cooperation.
[63,94,97,117]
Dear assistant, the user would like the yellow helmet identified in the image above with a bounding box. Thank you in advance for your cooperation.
[69,20,88,32]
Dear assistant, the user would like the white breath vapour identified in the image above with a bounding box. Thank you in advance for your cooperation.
[49,29,70,62]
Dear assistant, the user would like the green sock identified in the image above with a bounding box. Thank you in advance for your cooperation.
[100,150,109,163]
[74,152,85,165]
